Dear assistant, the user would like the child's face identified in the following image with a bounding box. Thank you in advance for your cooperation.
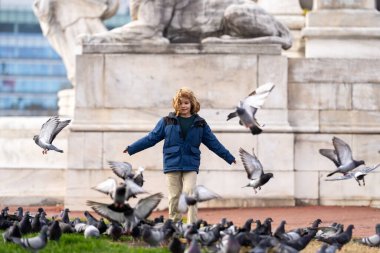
[179,97,192,117]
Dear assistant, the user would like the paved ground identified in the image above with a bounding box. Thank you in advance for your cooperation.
[4,205,380,237]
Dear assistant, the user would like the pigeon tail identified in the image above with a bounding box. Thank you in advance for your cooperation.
[327,170,340,177]
[249,125,262,135]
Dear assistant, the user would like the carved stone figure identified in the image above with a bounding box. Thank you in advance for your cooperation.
[33,0,119,85]
[81,0,292,49]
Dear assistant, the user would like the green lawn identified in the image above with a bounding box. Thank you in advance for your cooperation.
[0,232,170,253]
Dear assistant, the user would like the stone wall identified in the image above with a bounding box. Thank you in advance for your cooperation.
[1,49,379,210]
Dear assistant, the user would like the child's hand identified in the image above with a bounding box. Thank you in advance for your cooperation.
[123,147,128,153]
[232,160,236,164]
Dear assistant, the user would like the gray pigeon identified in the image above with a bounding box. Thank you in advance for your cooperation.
[325,163,380,186]
[239,147,274,194]
[92,177,146,201]
[178,185,221,213]
[227,82,275,135]
[87,192,163,232]
[357,234,380,247]
[33,116,71,154]
[48,220,62,241]
[11,225,48,253]
[2,221,22,242]
[108,161,145,187]
[319,136,365,177]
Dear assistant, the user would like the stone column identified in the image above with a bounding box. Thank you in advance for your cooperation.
[257,0,306,57]
[302,0,380,58]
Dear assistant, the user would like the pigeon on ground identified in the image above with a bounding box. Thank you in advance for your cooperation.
[325,163,380,186]
[319,136,365,177]
[84,225,100,238]
[60,208,70,224]
[317,224,354,247]
[239,147,274,194]
[87,192,163,232]
[33,116,71,154]
[219,234,241,253]
[11,225,48,253]
[19,212,32,235]
[227,82,275,135]
[178,185,221,213]
[48,220,62,241]
[31,213,42,233]
[2,221,22,242]
[168,235,186,253]
[106,221,123,241]
[356,234,380,247]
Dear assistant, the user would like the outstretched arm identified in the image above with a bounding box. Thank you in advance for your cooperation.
[125,118,165,155]
[202,124,235,164]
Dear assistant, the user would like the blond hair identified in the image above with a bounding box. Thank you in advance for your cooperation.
[172,87,200,116]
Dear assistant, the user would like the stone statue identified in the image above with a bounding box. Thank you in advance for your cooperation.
[33,0,119,85]
[81,0,292,49]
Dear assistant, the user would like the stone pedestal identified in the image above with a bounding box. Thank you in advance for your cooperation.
[65,43,293,210]
[302,0,380,58]
[257,0,306,58]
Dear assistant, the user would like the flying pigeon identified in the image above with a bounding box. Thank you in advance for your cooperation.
[227,82,275,135]
[178,185,221,213]
[325,163,380,186]
[108,161,145,187]
[87,192,163,232]
[33,116,71,154]
[239,147,274,193]
[92,177,146,201]
[319,136,365,177]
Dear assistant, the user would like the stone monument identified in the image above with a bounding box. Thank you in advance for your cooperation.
[64,0,294,210]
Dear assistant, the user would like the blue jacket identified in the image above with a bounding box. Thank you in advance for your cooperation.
[127,112,235,173]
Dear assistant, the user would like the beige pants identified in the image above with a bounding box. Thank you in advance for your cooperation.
[166,171,197,224]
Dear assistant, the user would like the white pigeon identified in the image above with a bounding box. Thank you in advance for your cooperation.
[227,82,275,135]
[33,116,71,154]
[325,163,380,186]
[178,185,221,213]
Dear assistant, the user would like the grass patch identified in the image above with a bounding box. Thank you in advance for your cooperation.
[0,232,170,253]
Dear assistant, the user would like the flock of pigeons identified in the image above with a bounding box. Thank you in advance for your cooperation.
[4,83,377,252]
[1,205,380,252]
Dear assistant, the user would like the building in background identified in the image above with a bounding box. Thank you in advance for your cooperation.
[0,0,130,116]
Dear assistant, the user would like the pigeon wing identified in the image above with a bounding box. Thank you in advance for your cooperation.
[134,193,163,220]
[194,185,221,202]
[39,116,59,143]
[243,83,275,109]
[178,193,189,213]
[125,179,147,199]
[332,137,353,165]
[50,119,70,143]
[92,178,117,198]
[86,200,127,224]
[108,161,133,179]
[319,149,340,167]
[358,163,380,174]
[239,147,263,179]
[325,173,354,181]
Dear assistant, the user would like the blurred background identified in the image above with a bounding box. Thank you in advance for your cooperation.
[0,0,130,116]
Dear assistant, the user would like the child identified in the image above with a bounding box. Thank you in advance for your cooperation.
[123,87,236,224]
